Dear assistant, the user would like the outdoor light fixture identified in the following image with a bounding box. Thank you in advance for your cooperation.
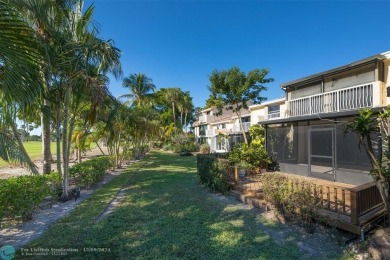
[387,86,390,97]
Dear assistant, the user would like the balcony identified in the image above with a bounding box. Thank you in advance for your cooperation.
[233,122,251,132]
[288,82,380,117]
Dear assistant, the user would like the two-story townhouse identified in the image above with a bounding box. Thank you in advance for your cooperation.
[249,98,286,123]
[260,51,390,185]
[193,104,252,152]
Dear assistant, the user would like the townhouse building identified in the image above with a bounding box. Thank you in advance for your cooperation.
[262,51,390,185]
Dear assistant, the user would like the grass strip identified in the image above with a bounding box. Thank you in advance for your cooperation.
[18,151,344,259]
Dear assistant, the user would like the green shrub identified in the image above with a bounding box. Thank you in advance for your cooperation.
[171,133,199,154]
[0,175,52,222]
[228,125,271,171]
[199,143,210,154]
[69,156,113,189]
[197,154,230,194]
[260,173,320,226]
[45,171,62,196]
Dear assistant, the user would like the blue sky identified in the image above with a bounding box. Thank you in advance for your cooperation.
[84,0,390,108]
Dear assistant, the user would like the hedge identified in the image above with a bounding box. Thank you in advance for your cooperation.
[197,154,230,194]
[69,156,113,189]
[0,175,52,222]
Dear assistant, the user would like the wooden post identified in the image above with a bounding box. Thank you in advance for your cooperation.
[350,189,359,225]
[342,190,346,213]
[334,188,338,212]
[234,166,239,184]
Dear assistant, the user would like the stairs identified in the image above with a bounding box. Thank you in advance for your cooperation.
[230,187,269,211]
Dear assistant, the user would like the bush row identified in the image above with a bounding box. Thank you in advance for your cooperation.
[0,156,113,223]
[260,173,320,225]
[69,156,113,189]
[197,154,230,194]
[0,175,53,222]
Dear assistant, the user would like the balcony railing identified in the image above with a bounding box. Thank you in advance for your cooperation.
[233,122,251,132]
[288,83,376,117]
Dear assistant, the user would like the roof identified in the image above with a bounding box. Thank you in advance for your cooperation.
[249,98,285,109]
[281,52,388,90]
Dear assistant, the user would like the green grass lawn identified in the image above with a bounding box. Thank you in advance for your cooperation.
[21,151,344,259]
[0,142,58,168]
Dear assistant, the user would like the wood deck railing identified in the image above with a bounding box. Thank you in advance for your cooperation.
[226,168,386,231]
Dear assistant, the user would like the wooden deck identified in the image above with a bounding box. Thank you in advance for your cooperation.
[227,168,387,235]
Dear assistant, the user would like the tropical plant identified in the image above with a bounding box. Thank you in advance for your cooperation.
[228,124,271,171]
[346,108,390,217]
[0,1,44,171]
[208,66,273,144]
[120,73,156,107]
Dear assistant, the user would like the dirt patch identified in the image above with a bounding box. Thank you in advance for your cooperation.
[0,147,109,179]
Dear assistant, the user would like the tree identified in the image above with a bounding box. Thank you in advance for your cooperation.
[120,73,156,107]
[346,108,390,218]
[177,91,193,132]
[0,1,44,172]
[228,124,271,171]
[163,88,182,128]
[208,66,273,144]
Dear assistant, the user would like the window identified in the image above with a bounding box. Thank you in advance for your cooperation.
[268,105,281,119]
[199,125,207,135]
[241,117,250,123]
[217,123,226,129]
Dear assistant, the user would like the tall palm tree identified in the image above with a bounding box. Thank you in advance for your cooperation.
[163,88,182,127]
[120,73,156,107]
[182,92,193,132]
[57,1,122,199]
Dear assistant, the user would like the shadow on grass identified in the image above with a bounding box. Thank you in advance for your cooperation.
[20,151,343,259]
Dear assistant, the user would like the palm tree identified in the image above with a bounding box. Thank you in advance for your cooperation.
[163,88,182,127]
[57,2,122,199]
[120,73,156,107]
[179,92,193,132]
[0,1,44,172]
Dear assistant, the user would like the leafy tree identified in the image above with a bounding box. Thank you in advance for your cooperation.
[209,66,273,144]
[346,108,390,217]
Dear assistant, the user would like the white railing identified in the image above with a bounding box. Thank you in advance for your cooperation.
[233,122,251,132]
[267,111,281,119]
[288,83,375,117]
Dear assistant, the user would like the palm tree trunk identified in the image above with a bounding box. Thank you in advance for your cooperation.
[61,84,71,199]
[184,112,188,133]
[56,104,62,177]
[95,141,106,155]
[41,99,52,174]
[172,101,176,127]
